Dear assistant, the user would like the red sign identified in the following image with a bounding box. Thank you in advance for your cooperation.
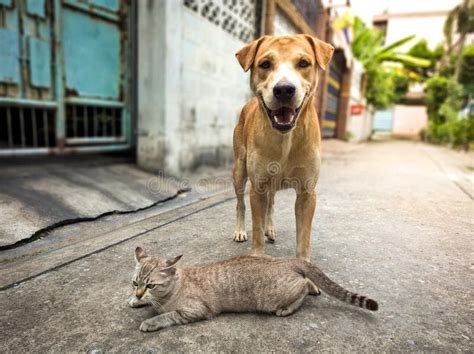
[351,104,364,115]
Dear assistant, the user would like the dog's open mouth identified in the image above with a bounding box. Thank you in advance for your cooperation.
[259,96,306,133]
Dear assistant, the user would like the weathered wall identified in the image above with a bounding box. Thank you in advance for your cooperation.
[273,8,299,35]
[137,1,252,174]
[178,8,251,171]
[346,61,373,142]
[137,0,172,173]
[382,0,461,51]
[392,105,427,138]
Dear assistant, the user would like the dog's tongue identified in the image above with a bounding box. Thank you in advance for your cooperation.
[273,107,295,124]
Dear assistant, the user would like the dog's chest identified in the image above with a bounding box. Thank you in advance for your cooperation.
[247,144,320,186]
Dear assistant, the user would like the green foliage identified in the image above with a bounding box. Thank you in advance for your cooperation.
[427,114,474,148]
[425,76,453,124]
[365,68,395,109]
[443,1,474,47]
[351,16,430,109]
[393,71,410,100]
[458,45,474,93]
[352,17,431,68]
[424,75,473,148]
[405,39,444,78]
[364,68,410,110]
[439,51,457,77]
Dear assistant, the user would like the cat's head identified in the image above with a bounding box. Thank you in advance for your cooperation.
[131,246,182,300]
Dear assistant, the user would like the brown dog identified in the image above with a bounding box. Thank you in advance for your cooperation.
[233,35,334,261]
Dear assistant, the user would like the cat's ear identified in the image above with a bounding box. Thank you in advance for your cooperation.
[166,255,183,267]
[134,247,147,263]
[160,255,182,276]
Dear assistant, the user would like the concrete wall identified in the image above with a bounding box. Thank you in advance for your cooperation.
[382,0,461,51]
[178,8,251,171]
[137,1,252,174]
[345,61,372,142]
[392,105,428,138]
[274,8,299,35]
[385,16,450,52]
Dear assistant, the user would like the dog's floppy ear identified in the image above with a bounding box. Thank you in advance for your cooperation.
[304,35,334,71]
[236,36,268,72]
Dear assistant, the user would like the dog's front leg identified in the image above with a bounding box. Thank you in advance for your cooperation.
[295,190,316,261]
[250,184,268,255]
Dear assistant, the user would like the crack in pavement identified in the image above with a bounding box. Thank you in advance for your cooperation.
[0,195,235,291]
[0,188,192,252]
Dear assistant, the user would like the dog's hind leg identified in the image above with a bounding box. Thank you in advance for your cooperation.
[233,148,248,242]
[265,190,277,242]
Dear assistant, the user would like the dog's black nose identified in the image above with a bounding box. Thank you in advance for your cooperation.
[273,82,296,101]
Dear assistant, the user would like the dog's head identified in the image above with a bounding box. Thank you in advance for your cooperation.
[236,35,334,133]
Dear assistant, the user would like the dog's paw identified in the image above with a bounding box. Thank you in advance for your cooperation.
[233,230,247,242]
[265,227,277,242]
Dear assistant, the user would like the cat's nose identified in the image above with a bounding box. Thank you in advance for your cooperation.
[136,289,144,299]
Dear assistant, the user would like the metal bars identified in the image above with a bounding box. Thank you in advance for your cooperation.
[0,106,54,148]
[0,0,132,156]
[65,103,123,145]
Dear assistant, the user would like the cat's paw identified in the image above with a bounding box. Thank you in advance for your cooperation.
[233,230,247,242]
[128,296,147,308]
[276,308,293,317]
[307,282,321,296]
[139,319,159,332]
[265,226,277,242]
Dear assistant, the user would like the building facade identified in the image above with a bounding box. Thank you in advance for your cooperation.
[372,0,462,138]
[0,0,357,174]
[0,0,133,155]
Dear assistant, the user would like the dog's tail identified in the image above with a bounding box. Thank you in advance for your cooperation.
[297,260,378,311]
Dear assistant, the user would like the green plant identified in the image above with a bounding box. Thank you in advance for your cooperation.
[351,16,430,109]
[425,76,462,124]
[442,0,474,79]
[352,17,431,68]
[405,39,444,79]
[424,75,473,148]
[459,45,474,93]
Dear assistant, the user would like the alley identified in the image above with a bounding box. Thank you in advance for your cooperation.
[1,140,472,352]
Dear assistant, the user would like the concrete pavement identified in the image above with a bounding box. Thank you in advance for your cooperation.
[0,155,181,247]
[1,140,473,352]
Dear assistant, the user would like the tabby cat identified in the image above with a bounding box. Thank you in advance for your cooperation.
[128,247,378,332]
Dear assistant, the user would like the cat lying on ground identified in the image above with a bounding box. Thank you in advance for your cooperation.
[128,247,378,332]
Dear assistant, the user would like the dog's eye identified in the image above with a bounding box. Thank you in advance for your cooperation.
[146,284,156,289]
[132,281,138,287]
[298,59,310,68]
[259,60,271,69]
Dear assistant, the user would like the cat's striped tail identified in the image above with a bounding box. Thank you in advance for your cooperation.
[298,261,379,311]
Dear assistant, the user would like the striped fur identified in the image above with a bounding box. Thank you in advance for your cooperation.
[297,261,378,311]
[129,249,378,332]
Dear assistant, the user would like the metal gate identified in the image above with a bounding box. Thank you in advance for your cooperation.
[373,110,394,131]
[322,62,342,138]
[0,0,131,155]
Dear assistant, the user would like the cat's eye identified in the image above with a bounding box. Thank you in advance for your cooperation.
[259,60,271,69]
[298,59,310,68]
[146,284,156,289]
[132,281,138,287]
